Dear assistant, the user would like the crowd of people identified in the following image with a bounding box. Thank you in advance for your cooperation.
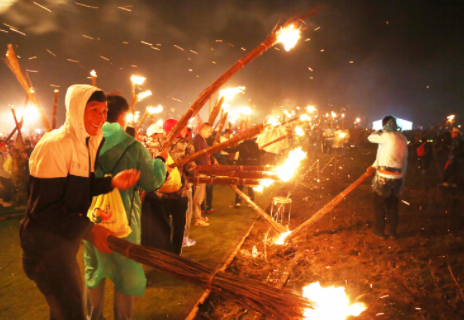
[0,84,462,320]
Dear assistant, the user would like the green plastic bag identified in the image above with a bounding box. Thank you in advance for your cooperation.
[87,174,132,238]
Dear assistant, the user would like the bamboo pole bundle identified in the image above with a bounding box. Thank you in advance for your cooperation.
[107,236,311,320]
[3,45,52,132]
[173,123,264,167]
[188,176,262,186]
[214,111,229,143]
[259,131,293,150]
[159,8,324,153]
[208,96,224,124]
[231,185,286,234]
[52,90,59,129]
[10,106,24,145]
[201,171,278,180]
[196,165,276,173]
[284,167,375,243]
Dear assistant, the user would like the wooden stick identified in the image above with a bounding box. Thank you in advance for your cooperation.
[10,106,24,145]
[231,185,286,234]
[173,123,264,168]
[214,112,229,143]
[259,132,293,150]
[3,45,52,132]
[284,167,375,243]
[196,165,275,173]
[188,176,262,186]
[159,8,324,153]
[52,90,59,129]
[208,96,224,124]
[198,171,278,180]
[135,109,149,131]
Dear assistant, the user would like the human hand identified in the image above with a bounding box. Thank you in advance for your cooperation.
[83,224,115,254]
[112,169,140,190]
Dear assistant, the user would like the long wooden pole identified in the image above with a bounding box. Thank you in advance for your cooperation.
[189,176,262,186]
[159,7,325,153]
[259,132,293,150]
[208,96,224,124]
[214,112,228,143]
[196,165,275,173]
[173,123,264,168]
[3,45,52,132]
[284,167,375,243]
[52,90,59,129]
[231,185,286,234]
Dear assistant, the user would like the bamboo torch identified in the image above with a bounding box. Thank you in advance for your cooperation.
[283,167,376,243]
[208,96,224,124]
[159,7,325,152]
[214,112,229,143]
[10,106,24,145]
[136,105,162,131]
[90,70,97,87]
[52,89,59,129]
[3,45,52,132]
[129,75,146,126]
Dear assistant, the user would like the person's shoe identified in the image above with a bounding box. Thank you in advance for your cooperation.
[451,183,457,188]
[201,216,209,222]
[234,203,241,208]
[372,231,386,240]
[194,220,209,227]
[441,182,450,187]
[207,208,216,214]
[183,237,196,247]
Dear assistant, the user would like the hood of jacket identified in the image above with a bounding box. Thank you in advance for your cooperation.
[30,85,105,178]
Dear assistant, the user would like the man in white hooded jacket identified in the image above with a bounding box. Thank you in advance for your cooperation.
[20,85,140,320]
[368,116,408,240]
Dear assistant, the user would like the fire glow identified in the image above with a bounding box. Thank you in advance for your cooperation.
[276,24,301,51]
[253,178,274,192]
[267,116,280,127]
[137,90,152,101]
[274,231,291,245]
[147,105,163,114]
[275,147,306,181]
[130,75,146,85]
[219,86,246,101]
[302,282,366,320]
[239,106,252,115]
[295,126,304,136]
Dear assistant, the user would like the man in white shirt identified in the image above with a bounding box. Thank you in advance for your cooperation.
[368,116,408,240]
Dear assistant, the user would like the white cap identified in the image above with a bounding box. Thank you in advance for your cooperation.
[147,123,163,136]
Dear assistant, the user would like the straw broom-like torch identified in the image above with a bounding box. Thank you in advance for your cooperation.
[107,236,310,319]
[283,167,376,243]
[159,7,325,152]
[3,44,52,132]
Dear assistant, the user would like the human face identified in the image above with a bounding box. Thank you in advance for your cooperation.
[84,101,107,135]
[0,145,7,153]
[201,127,213,139]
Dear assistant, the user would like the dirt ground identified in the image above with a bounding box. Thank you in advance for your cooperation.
[197,146,464,320]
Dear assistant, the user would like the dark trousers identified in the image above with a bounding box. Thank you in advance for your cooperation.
[141,192,172,253]
[162,197,188,255]
[0,176,14,202]
[373,192,399,236]
[202,184,213,211]
[20,219,86,320]
[235,185,254,204]
[443,160,460,184]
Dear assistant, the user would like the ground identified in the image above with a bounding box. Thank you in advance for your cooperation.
[1,145,463,320]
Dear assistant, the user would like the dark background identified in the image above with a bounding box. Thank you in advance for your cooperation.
[1,0,463,132]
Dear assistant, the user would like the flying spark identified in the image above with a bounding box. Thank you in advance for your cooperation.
[75,2,98,9]
[33,2,52,12]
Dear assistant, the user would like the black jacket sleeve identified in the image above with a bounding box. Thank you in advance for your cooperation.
[92,176,114,196]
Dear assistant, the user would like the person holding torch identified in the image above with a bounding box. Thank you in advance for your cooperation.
[368,116,408,240]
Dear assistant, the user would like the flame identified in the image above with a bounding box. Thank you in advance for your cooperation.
[137,90,152,101]
[275,147,306,181]
[342,113,345,118]
[338,132,346,138]
[356,118,361,123]
[331,111,337,118]
[126,113,140,123]
[300,114,311,121]
[253,179,274,192]
[147,105,163,114]
[274,231,291,245]
[30,88,35,93]
[295,126,304,136]
[239,106,252,115]
[448,115,455,121]
[90,70,97,77]
[302,282,367,319]
[267,116,280,127]
[307,106,316,113]
[222,103,230,110]
[219,86,246,101]
[276,24,301,51]
[284,110,292,117]
[130,75,146,85]
[54,89,59,93]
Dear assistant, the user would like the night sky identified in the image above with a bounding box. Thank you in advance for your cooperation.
[1,0,463,133]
